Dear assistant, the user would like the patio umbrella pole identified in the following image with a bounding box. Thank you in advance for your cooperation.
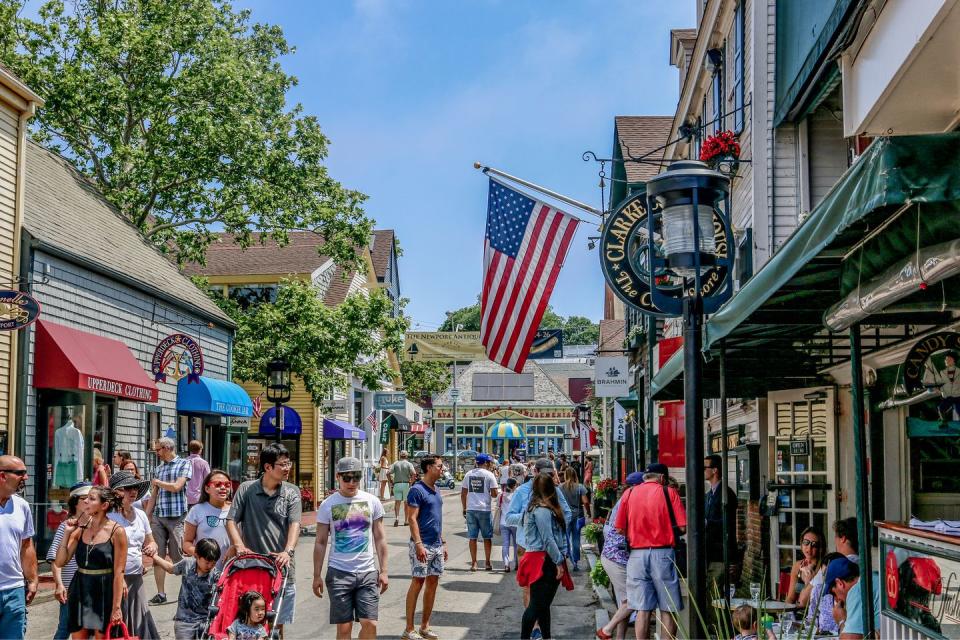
[720,341,730,608]
[849,325,875,637]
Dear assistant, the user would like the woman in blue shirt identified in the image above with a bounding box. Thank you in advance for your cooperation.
[517,474,570,640]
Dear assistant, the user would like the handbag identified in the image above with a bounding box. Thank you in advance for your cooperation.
[662,485,687,578]
[106,621,139,640]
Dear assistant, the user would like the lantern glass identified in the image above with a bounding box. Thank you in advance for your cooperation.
[660,203,716,276]
[266,359,291,403]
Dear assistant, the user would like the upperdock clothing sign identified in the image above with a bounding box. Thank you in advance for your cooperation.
[594,356,629,397]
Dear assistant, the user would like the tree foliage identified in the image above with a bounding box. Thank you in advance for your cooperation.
[399,360,451,405]
[439,300,599,345]
[0,0,370,268]
[209,279,407,406]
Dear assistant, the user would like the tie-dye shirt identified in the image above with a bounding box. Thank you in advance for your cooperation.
[316,489,385,574]
[602,499,629,566]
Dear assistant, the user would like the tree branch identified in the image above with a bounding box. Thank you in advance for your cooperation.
[145,214,223,237]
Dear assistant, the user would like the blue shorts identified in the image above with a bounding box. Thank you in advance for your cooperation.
[465,510,494,540]
[625,548,683,612]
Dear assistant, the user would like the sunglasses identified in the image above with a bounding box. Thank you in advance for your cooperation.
[0,469,27,477]
[801,539,820,547]
[206,515,227,527]
[339,473,362,483]
[207,481,231,489]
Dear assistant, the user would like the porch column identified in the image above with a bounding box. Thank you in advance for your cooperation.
[849,324,875,636]
[719,340,731,606]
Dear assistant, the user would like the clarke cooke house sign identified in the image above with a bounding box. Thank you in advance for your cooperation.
[600,190,730,315]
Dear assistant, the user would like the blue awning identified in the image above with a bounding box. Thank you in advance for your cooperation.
[258,406,302,436]
[323,418,366,441]
[176,376,253,417]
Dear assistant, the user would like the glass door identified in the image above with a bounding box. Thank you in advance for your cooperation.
[768,388,836,599]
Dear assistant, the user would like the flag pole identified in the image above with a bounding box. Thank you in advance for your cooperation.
[474,162,603,219]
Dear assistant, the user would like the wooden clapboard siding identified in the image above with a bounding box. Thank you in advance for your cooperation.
[0,99,20,440]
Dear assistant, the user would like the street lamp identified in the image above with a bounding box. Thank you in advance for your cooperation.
[266,359,292,441]
[576,403,591,467]
[645,160,733,639]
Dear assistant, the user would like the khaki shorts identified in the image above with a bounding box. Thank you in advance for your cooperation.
[150,514,185,561]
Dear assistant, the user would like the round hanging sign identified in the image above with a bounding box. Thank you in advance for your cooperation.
[599,191,729,315]
[151,333,204,383]
[0,290,40,330]
[902,331,960,393]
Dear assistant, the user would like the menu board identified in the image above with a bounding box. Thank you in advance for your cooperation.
[881,536,960,638]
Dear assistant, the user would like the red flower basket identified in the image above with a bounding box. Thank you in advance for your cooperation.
[699,130,741,163]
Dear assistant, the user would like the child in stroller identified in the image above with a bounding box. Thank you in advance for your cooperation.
[204,553,289,640]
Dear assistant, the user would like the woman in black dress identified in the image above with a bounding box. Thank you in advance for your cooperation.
[54,485,128,639]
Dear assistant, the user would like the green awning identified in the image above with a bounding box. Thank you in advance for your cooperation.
[649,133,960,400]
[615,390,639,406]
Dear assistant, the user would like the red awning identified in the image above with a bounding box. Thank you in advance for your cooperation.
[33,320,159,402]
[410,423,428,434]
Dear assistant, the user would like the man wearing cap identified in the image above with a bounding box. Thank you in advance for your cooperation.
[614,463,686,640]
[389,451,418,528]
[0,455,36,640]
[824,557,880,639]
[460,454,499,571]
[313,457,389,640]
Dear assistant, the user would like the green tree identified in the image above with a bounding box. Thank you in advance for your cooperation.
[563,315,600,345]
[399,360,451,405]
[210,279,407,406]
[438,299,481,332]
[0,0,369,268]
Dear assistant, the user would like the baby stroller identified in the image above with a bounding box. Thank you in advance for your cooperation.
[204,553,289,640]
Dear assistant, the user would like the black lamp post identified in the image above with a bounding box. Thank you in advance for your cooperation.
[645,160,732,639]
[266,359,292,442]
[576,403,591,465]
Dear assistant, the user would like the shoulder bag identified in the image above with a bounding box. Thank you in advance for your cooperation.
[662,485,687,577]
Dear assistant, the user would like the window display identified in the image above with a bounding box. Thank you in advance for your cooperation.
[52,412,84,488]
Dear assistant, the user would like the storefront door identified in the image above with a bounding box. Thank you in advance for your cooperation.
[767,388,837,598]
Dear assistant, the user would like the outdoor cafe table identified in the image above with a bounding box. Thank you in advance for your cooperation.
[711,597,801,612]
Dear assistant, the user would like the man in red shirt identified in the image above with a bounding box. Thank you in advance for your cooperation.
[614,463,686,639]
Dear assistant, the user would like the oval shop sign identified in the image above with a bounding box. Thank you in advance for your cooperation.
[0,290,41,330]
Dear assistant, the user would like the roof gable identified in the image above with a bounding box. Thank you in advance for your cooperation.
[181,231,331,277]
[613,116,674,184]
[369,229,395,283]
[23,142,233,327]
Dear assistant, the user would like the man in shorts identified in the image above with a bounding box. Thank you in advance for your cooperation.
[403,456,446,640]
[389,450,417,527]
[613,463,686,639]
[460,453,498,571]
[145,437,192,605]
[313,457,388,639]
[227,443,302,638]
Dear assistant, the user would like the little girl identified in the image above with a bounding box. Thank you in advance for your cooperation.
[228,591,268,640]
[499,478,519,571]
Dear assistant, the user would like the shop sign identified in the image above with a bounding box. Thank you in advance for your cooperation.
[594,356,629,397]
[82,374,158,402]
[903,331,960,393]
[789,439,810,456]
[374,392,406,411]
[213,400,253,417]
[0,290,40,330]
[404,331,487,362]
[432,406,573,420]
[379,422,390,445]
[600,191,729,315]
[151,333,204,383]
[613,402,627,443]
[528,329,563,360]
[882,542,960,636]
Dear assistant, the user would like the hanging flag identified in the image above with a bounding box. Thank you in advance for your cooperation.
[366,410,378,432]
[252,394,263,419]
[480,179,579,372]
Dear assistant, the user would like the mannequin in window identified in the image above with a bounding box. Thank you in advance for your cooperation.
[925,351,960,423]
[53,414,84,488]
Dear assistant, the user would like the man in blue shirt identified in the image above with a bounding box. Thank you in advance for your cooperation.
[825,556,880,639]
[403,456,447,640]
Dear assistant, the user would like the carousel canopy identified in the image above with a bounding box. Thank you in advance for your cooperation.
[486,420,525,440]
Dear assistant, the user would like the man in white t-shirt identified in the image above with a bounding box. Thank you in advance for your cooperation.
[0,455,37,640]
[460,453,499,571]
[313,457,388,639]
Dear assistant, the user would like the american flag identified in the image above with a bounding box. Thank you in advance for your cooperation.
[252,394,263,418]
[480,179,579,372]
[366,411,378,432]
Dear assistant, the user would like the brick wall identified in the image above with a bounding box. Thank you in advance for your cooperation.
[739,499,769,588]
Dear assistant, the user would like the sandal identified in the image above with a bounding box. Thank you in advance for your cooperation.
[484,564,494,571]
[596,629,612,640]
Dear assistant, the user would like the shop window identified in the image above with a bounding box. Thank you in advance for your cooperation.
[228,284,278,309]
[712,61,724,134]
[144,406,162,479]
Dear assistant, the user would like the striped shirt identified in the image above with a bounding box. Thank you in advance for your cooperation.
[45,521,77,589]
[153,455,193,518]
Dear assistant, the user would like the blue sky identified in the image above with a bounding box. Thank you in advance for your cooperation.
[240,0,694,329]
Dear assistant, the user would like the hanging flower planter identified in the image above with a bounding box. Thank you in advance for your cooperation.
[700,130,741,178]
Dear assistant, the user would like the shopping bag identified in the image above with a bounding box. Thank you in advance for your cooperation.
[107,621,140,640]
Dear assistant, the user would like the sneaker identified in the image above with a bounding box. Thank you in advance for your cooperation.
[531,628,543,640]
[572,562,581,572]
[394,519,399,527]
[401,631,425,640]
[419,629,440,640]
[148,593,166,605]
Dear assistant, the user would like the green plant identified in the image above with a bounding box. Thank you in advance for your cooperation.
[582,522,603,545]
[589,559,610,589]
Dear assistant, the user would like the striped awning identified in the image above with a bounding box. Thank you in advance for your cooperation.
[486,420,525,440]
[410,423,428,434]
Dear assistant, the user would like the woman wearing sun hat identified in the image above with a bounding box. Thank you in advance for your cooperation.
[108,470,160,639]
